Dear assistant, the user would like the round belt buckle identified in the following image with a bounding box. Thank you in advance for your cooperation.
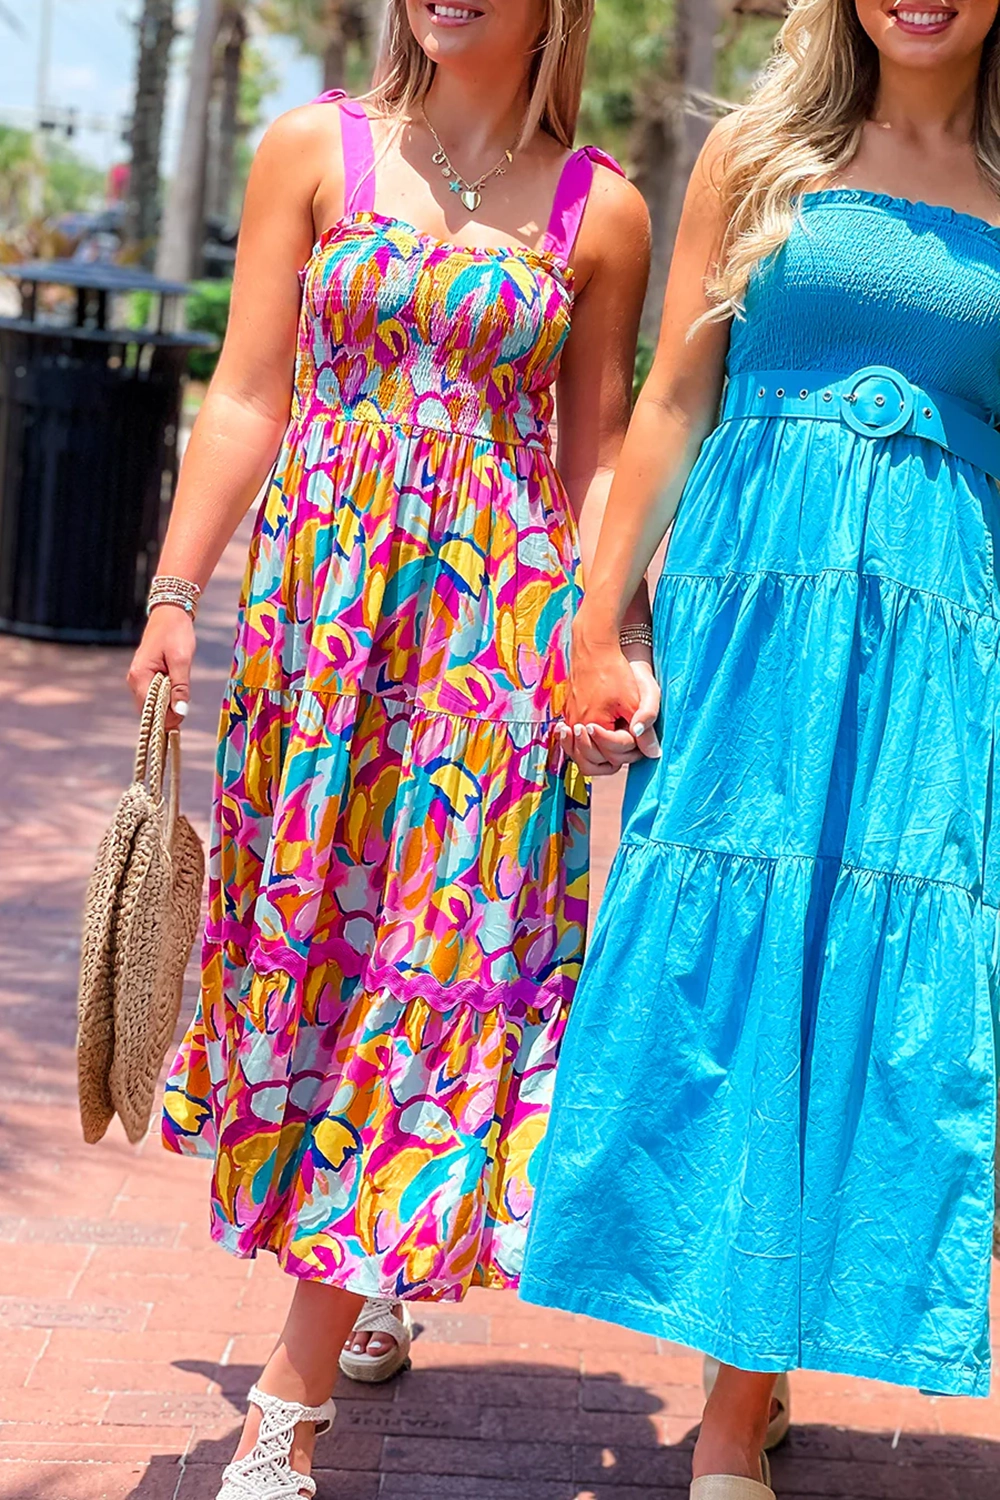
[841,366,914,437]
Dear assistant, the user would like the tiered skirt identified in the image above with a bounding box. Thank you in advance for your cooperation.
[163,413,588,1298]
[522,416,1000,1395]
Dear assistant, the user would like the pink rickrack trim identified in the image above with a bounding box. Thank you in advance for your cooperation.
[206,928,575,1018]
[364,960,574,1018]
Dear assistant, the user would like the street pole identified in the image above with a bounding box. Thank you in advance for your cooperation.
[29,0,54,219]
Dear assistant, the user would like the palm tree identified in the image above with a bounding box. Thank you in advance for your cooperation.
[632,0,721,338]
[320,0,364,91]
[206,0,249,222]
[257,0,371,91]
[673,0,722,216]
[156,0,223,283]
[125,0,176,260]
[633,0,785,337]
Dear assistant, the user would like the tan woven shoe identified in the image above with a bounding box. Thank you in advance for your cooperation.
[690,1476,774,1500]
[339,1297,413,1383]
[690,1451,774,1498]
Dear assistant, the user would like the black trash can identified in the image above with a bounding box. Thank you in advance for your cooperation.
[0,261,215,644]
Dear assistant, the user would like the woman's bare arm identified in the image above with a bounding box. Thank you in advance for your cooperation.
[555,166,652,772]
[557,166,650,590]
[127,105,341,720]
[566,126,734,742]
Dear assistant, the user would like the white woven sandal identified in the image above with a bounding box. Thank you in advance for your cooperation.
[702,1357,791,1449]
[338,1297,413,1383]
[690,1452,775,1499]
[216,1383,336,1500]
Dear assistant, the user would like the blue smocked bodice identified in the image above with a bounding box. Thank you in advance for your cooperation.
[728,190,1000,420]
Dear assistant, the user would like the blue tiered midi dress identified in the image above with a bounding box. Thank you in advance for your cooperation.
[520,191,1000,1397]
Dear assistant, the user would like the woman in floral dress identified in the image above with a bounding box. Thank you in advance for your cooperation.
[127,0,651,1492]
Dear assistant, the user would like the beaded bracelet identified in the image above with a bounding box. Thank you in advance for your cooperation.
[619,623,653,649]
[147,574,202,620]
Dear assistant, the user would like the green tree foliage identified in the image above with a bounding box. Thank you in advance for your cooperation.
[580,0,672,164]
[45,139,108,217]
[185,278,232,377]
[581,1,781,171]
[716,7,783,99]
[256,0,373,93]
[0,125,105,230]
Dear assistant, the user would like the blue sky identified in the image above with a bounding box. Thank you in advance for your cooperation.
[4,0,321,175]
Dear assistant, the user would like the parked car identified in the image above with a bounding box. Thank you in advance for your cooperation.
[48,206,124,263]
[44,207,237,278]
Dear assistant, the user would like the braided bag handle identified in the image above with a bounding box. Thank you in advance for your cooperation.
[134,674,184,845]
[134,674,173,799]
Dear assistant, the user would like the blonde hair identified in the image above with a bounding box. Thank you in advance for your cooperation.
[707,0,1000,320]
[368,0,594,148]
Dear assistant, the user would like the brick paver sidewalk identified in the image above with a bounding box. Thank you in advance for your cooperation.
[1,520,998,1499]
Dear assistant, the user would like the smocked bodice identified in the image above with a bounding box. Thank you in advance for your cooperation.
[729,190,1000,419]
[292,212,573,448]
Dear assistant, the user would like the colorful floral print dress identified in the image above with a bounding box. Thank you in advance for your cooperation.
[162,96,622,1300]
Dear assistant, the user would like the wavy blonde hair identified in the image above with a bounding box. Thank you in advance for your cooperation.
[368,0,594,148]
[707,0,1000,319]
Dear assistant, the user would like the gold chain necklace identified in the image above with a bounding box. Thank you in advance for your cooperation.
[420,103,517,213]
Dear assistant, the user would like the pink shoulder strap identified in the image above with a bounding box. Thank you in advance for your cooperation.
[540,146,626,262]
[314,89,376,214]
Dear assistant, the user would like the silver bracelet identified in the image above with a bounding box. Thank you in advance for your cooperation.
[147,574,201,620]
[619,623,653,649]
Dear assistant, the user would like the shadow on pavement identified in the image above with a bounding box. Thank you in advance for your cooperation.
[115,1358,1000,1500]
[138,1357,677,1499]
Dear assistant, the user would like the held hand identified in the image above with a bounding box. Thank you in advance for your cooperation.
[564,659,661,776]
[624,655,661,761]
[559,620,661,777]
[127,605,196,731]
[558,720,640,777]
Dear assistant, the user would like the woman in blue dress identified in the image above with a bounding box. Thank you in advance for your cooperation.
[522,1,1000,1495]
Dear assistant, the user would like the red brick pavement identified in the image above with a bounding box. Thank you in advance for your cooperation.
[0,519,998,1498]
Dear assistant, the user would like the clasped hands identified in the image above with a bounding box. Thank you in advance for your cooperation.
[555,647,661,778]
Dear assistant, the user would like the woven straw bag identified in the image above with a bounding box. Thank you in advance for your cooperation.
[77,674,205,1145]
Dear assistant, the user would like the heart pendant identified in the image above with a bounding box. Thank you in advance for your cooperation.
[461,188,481,212]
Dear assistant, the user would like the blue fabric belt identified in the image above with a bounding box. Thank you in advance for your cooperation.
[722,366,1000,483]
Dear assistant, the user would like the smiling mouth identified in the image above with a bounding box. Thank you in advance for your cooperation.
[889,5,959,31]
[427,3,485,22]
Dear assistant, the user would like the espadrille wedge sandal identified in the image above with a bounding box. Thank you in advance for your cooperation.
[339,1297,413,1383]
[216,1385,336,1500]
[690,1451,775,1499]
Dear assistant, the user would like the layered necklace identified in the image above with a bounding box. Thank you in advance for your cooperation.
[420,103,519,212]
